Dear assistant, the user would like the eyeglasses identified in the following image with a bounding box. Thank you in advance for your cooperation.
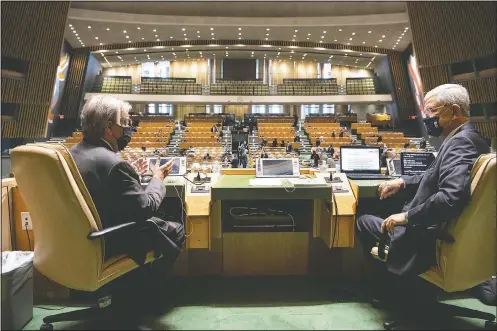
[423,104,449,115]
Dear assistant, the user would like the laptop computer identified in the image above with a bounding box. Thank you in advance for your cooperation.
[256,158,300,178]
[340,146,391,180]
[147,157,187,176]
[401,152,435,176]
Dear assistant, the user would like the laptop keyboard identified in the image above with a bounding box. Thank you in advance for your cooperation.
[345,173,391,180]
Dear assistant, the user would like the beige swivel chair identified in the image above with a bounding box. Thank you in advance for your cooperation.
[372,153,496,330]
[11,144,159,330]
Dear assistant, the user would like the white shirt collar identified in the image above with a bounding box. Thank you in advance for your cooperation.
[444,123,466,141]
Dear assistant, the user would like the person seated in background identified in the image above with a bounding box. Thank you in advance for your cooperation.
[312,151,321,168]
[332,131,336,138]
[230,155,239,168]
[216,120,221,128]
[69,95,185,267]
[204,153,212,160]
[377,135,383,143]
[271,138,278,147]
[286,141,293,153]
[218,130,224,138]
[355,84,490,302]
[280,140,286,147]
[261,138,268,148]
[315,137,321,147]
[327,146,335,158]
[211,124,218,133]
[339,129,345,138]
[294,135,301,143]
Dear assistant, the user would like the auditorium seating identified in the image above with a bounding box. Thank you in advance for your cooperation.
[97,76,132,94]
[257,119,300,150]
[140,77,202,95]
[346,78,378,95]
[277,79,339,96]
[210,80,269,96]
[180,120,223,150]
[305,115,337,123]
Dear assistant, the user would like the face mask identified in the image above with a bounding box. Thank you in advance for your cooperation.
[111,124,133,151]
[423,107,452,137]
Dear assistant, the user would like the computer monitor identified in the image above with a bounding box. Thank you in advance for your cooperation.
[148,157,187,176]
[401,152,435,176]
[256,158,300,178]
[340,146,381,174]
[387,158,402,177]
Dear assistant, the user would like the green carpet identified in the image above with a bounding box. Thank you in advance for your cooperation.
[24,276,495,330]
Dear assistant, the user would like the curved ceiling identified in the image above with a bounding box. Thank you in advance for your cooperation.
[70,1,407,18]
[65,1,410,69]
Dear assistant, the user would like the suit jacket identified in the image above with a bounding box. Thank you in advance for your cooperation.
[387,123,489,276]
[70,137,167,258]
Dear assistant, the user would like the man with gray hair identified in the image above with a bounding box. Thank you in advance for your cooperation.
[70,95,185,266]
[355,84,489,300]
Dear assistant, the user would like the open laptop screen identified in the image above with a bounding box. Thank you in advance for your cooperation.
[340,146,381,174]
[401,152,435,176]
[256,158,300,177]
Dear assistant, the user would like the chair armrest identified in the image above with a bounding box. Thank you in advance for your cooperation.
[87,222,138,240]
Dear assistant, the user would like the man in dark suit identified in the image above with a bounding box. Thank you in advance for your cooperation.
[356,84,489,297]
[70,95,185,264]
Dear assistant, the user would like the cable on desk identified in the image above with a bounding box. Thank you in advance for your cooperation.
[24,222,32,251]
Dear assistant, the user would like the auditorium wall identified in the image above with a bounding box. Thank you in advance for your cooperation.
[104,64,141,84]
[171,60,208,85]
[407,1,497,142]
[1,1,71,139]
[329,67,373,86]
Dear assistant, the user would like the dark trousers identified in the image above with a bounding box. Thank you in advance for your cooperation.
[355,214,436,303]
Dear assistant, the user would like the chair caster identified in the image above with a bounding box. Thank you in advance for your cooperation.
[384,320,397,330]
[40,323,54,331]
[485,321,496,330]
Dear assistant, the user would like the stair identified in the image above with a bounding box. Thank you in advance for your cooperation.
[166,127,184,156]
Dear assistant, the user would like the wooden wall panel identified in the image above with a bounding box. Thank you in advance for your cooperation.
[225,105,249,120]
[419,66,451,92]
[59,49,90,119]
[407,2,497,67]
[458,77,497,105]
[472,121,497,139]
[389,52,416,121]
[1,2,70,138]
[175,105,207,120]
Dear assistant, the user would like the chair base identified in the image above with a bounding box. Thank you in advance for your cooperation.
[373,298,496,330]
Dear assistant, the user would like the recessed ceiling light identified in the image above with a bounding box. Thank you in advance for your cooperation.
[321,36,324,39]
[95,37,99,39]
[320,41,323,43]
[266,38,269,40]
[278,48,281,50]
[266,28,270,31]
[338,29,342,32]
[368,31,372,34]
[198,35,200,38]
[212,37,215,39]
[88,26,91,29]
[349,38,352,40]
[379,39,383,42]
[375,45,378,48]
[153,29,156,32]
[405,27,409,30]
[69,24,72,27]
[308,33,311,36]
[307,38,309,40]
[239,33,242,35]
[142,37,145,40]
[382,35,386,38]
[211,33,214,35]
[347,42,350,45]
[99,43,103,45]
[144,49,147,52]
[126,36,129,38]
[170,36,173,39]
[75,34,79,36]
[182,28,186,31]
[360,53,362,55]
[239,28,242,30]
[158,39,161,41]
[123,30,127,33]
[362,41,366,44]
[238,37,241,40]
[72,30,76,34]
[116,51,119,54]
[334,39,337,42]
[210,27,214,30]
[182,34,185,36]
[352,32,356,35]
[106,28,110,31]
[323,31,327,34]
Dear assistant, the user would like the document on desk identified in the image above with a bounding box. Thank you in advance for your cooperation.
[288,178,328,186]
[249,178,283,186]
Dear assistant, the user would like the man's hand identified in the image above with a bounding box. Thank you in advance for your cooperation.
[130,158,148,176]
[381,212,408,234]
[152,159,174,181]
[378,178,405,200]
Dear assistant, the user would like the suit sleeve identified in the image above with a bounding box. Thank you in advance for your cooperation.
[108,161,166,221]
[401,174,424,188]
[406,136,477,227]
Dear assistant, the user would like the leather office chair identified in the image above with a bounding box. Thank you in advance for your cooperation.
[372,153,497,330]
[11,144,159,330]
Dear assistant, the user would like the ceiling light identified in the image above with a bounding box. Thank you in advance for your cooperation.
[352,32,356,35]
[95,37,99,39]
[362,41,366,44]
[368,31,372,34]
[308,33,311,36]
[69,24,72,27]
[225,46,228,49]
[338,29,342,32]
[210,27,214,30]
[321,36,325,39]
[334,39,337,42]
[142,37,145,40]
[379,39,382,42]
[82,44,85,47]
[239,33,242,35]
[347,42,350,45]
[405,27,409,30]
[307,38,309,40]
[239,28,242,30]
[267,28,270,31]
[266,38,269,40]
[212,37,215,39]
[211,33,214,35]
[106,28,110,31]
[170,36,173,39]
[75,34,78,37]
[153,29,156,32]
[182,28,186,31]
[99,43,103,45]
[123,30,127,33]
[349,38,352,40]
[239,37,241,40]
[144,49,147,52]
[116,51,119,54]
[323,31,327,34]
[88,26,91,29]
[126,36,129,38]
[198,35,200,38]
[320,41,323,43]
[77,37,80,39]
[158,39,161,41]
[72,30,76,33]
[375,45,378,48]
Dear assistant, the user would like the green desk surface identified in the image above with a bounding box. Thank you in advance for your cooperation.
[212,175,331,201]
[354,179,383,198]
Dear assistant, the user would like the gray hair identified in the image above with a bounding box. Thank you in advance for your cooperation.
[81,95,132,139]
[424,84,470,117]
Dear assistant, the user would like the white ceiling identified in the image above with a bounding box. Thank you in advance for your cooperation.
[65,1,410,69]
